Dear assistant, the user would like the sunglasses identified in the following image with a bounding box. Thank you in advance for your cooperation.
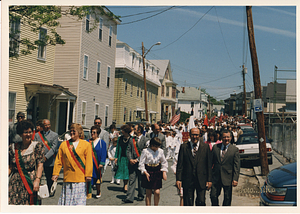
[91,131,97,134]
[94,122,101,125]
[17,116,24,118]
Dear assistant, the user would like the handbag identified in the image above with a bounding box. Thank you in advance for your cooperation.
[50,181,57,196]
[38,184,49,199]
[113,164,118,172]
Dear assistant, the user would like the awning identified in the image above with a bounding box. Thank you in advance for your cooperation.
[24,83,77,103]
[149,110,158,114]
[161,97,177,104]
[136,107,145,111]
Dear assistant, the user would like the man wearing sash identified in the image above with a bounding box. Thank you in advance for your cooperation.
[122,124,147,203]
[34,119,58,194]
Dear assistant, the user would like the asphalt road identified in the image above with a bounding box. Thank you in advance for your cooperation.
[42,151,285,207]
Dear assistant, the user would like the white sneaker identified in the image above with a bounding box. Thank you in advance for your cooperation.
[116,181,120,185]
[110,181,114,184]
[96,194,101,198]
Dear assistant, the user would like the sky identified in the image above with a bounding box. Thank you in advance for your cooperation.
[106,5,296,101]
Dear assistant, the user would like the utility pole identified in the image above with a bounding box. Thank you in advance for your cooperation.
[142,42,149,122]
[242,65,247,117]
[246,6,269,175]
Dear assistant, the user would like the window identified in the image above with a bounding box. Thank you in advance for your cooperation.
[132,53,135,67]
[191,102,194,108]
[9,18,20,57]
[37,28,47,60]
[137,83,139,97]
[155,94,157,104]
[166,86,169,97]
[109,25,113,47]
[162,85,165,96]
[99,18,103,40]
[105,105,109,126]
[140,87,143,98]
[83,55,88,80]
[130,81,133,97]
[125,79,128,94]
[82,101,87,126]
[9,92,16,124]
[95,103,99,118]
[129,109,132,122]
[124,107,127,122]
[96,61,101,84]
[151,90,152,101]
[107,66,111,87]
[139,58,141,68]
[86,14,90,31]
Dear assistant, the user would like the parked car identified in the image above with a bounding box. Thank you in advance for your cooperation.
[260,162,297,206]
[57,128,90,148]
[239,125,256,134]
[235,133,273,165]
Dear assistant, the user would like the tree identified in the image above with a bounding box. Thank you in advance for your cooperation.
[179,111,190,123]
[9,6,120,59]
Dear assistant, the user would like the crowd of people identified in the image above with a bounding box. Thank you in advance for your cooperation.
[9,111,249,206]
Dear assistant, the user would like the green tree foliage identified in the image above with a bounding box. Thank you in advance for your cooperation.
[9,6,120,59]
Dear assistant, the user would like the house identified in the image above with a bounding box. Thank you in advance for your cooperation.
[176,86,208,119]
[262,82,286,113]
[9,11,76,133]
[53,6,120,133]
[224,91,253,117]
[113,40,161,125]
[149,60,177,123]
[285,80,296,112]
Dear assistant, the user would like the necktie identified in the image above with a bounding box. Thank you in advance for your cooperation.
[221,147,226,161]
[193,143,197,156]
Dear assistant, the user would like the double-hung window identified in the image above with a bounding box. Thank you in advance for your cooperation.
[82,101,87,126]
[83,55,88,80]
[9,92,16,124]
[109,25,113,47]
[95,103,99,118]
[9,18,20,57]
[107,66,111,87]
[86,14,90,31]
[99,18,103,41]
[105,105,109,126]
[38,28,47,60]
[96,61,101,84]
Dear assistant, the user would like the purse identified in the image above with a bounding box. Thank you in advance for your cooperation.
[50,181,57,196]
[113,164,118,172]
[38,184,49,199]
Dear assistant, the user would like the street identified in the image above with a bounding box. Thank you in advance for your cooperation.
[42,151,285,207]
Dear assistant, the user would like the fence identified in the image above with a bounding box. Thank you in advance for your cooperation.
[270,123,297,162]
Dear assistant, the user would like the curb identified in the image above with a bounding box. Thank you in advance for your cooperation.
[253,166,266,188]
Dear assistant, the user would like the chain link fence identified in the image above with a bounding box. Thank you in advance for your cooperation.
[270,123,296,162]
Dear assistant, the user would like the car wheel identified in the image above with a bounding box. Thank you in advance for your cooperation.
[268,156,273,165]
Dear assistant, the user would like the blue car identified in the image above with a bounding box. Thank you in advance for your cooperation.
[260,162,297,206]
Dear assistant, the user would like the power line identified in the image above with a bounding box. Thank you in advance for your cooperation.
[154,6,214,51]
[120,7,174,18]
[120,6,176,25]
[214,7,239,71]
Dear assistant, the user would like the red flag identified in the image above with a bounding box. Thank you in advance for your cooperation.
[204,109,208,126]
[209,116,216,124]
[219,113,223,122]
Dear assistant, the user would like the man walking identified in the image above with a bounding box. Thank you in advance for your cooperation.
[146,124,166,151]
[176,128,212,206]
[9,111,25,144]
[123,124,147,203]
[94,117,109,151]
[210,129,240,206]
[34,119,58,195]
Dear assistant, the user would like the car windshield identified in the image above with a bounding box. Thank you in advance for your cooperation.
[236,135,258,145]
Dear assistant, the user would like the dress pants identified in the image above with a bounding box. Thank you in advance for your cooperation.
[126,162,145,202]
[183,179,206,206]
[210,182,233,206]
[44,166,54,193]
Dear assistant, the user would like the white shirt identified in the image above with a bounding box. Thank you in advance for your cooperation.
[108,145,116,159]
[189,141,199,155]
[138,147,168,174]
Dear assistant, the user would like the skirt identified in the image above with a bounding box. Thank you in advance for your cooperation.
[141,164,162,190]
[114,156,129,180]
[58,182,86,205]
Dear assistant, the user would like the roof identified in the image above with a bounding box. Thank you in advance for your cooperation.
[149,60,171,80]
[177,86,201,101]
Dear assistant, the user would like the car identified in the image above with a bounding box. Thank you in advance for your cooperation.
[239,125,256,134]
[260,162,297,206]
[235,133,273,165]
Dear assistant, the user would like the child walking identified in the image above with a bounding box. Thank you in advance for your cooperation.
[108,137,120,184]
[138,137,168,206]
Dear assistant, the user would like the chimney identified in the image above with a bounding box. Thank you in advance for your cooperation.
[182,87,185,93]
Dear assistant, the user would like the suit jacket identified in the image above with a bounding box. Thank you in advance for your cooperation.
[211,143,240,186]
[99,127,109,150]
[126,137,139,161]
[138,135,148,150]
[34,130,58,167]
[146,132,166,150]
[176,138,212,190]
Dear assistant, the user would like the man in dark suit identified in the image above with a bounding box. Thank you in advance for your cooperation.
[122,124,146,203]
[176,128,212,206]
[146,123,166,151]
[34,119,58,194]
[210,129,240,206]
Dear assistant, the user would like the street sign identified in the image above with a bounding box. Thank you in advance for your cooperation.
[260,138,264,143]
[254,99,263,113]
